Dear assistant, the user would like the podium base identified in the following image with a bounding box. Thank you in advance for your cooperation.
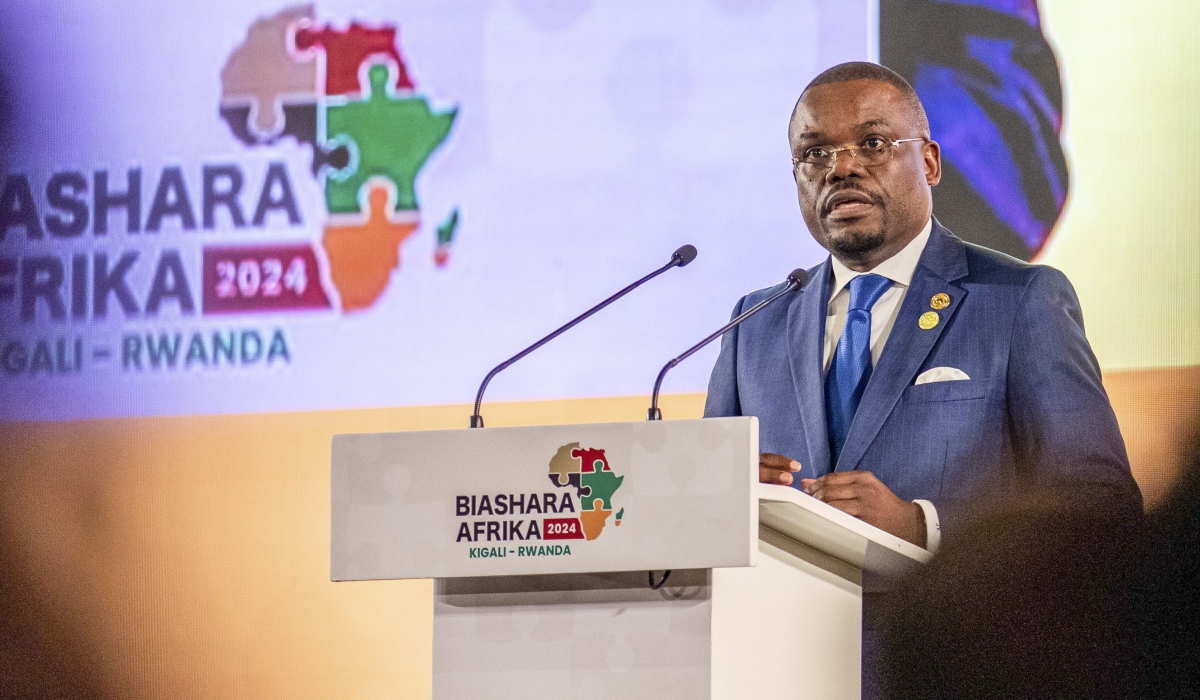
[433,526,863,700]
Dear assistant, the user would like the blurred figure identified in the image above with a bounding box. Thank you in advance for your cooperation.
[0,534,108,700]
[1140,430,1200,699]
[881,431,1200,699]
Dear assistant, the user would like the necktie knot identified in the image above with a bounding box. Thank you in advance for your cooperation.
[848,273,892,312]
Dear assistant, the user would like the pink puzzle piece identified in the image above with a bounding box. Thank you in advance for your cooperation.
[220,4,317,136]
[548,442,582,486]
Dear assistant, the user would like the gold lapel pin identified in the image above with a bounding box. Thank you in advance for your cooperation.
[919,311,940,330]
[930,293,951,310]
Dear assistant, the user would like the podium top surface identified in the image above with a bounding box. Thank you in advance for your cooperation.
[757,483,931,579]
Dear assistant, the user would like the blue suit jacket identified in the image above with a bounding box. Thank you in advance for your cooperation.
[704,221,1141,532]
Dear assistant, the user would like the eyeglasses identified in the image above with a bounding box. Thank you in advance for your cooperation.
[792,136,926,174]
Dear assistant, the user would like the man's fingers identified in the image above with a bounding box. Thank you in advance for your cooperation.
[811,471,870,486]
[810,483,863,502]
[803,471,881,495]
[759,453,800,486]
[760,453,801,472]
[760,466,795,486]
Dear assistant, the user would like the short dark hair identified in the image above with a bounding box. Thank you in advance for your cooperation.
[794,61,930,136]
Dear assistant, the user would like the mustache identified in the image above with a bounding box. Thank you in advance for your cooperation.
[821,185,885,216]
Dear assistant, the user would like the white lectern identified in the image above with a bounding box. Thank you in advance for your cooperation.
[331,418,929,700]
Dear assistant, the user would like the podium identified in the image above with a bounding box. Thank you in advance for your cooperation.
[331,418,929,700]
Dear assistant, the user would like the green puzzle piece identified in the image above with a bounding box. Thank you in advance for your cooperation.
[579,470,623,512]
[325,64,456,214]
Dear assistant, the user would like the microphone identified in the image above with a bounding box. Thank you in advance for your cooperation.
[647,267,809,420]
[469,244,699,428]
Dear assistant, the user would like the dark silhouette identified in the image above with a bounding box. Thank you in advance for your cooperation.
[881,432,1200,699]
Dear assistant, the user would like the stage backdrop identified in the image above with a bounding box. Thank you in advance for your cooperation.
[0,0,876,422]
[1,2,1198,700]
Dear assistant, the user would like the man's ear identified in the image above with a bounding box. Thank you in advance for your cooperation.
[924,140,942,186]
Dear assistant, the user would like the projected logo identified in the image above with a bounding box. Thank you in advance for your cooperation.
[218,5,459,312]
[0,5,458,380]
[453,444,625,559]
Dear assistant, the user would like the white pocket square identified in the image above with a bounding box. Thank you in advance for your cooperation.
[915,367,970,385]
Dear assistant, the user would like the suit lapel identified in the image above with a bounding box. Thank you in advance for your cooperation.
[787,259,834,478]
[834,222,970,473]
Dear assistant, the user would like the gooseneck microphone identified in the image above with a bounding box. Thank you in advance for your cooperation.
[647,267,809,420]
[469,244,698,428]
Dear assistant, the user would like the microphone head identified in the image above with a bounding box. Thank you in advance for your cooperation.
[672,244,698,267]
[787,268,809,289]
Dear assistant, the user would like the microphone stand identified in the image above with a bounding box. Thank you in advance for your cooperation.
[470,245,698,428]
[647,268,808,420]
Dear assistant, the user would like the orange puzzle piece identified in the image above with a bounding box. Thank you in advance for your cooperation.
[322,186,418,311]
[579,499,612,541]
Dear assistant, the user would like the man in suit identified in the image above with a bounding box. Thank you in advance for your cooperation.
[704,61,1140,551]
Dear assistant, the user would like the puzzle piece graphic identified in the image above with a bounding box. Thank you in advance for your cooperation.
[321,184,418,311]
[434,208,459,267]
[548,442,582,486]
[220,5,317,136]
[295,22,415,97]
[571,447,610,474]
[579,470,623,512]
[548,471,582,493]
[219,5,350,174]
[580,504,612,541]
[324,64,456,214]
[221,102,351,174]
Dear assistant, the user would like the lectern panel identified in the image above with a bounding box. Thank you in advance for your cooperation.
[331,417,757,580]
[433,571,713,700]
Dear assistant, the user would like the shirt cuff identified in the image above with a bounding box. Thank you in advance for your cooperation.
[913,499,941,553]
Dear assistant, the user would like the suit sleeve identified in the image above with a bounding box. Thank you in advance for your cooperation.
[1007,267,1143,510]
[703,296,748,418]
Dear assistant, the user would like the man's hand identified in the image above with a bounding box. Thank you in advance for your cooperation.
[760,453,801,486]
[800,471,926,547]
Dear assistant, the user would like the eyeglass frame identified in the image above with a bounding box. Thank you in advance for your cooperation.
[791,136,928,175]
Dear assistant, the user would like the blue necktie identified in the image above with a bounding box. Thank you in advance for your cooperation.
[825,273,893,466]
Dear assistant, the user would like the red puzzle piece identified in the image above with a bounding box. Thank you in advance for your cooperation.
[295,23,415,97]
[571,447,610,474]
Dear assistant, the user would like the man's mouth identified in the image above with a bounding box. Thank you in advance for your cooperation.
[823,189,879,219]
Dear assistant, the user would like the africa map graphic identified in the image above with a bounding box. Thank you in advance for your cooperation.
[219,4,457,311]
[548,443,624,540]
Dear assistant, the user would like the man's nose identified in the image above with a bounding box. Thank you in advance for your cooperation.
[826,148,862,182]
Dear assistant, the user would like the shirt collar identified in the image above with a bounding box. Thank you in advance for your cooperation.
[828,218,933,299]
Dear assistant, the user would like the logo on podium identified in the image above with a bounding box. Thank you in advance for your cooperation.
[546,443,625,541]
[452,443,625,558]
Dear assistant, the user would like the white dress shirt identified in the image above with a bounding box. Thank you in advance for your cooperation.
[820,218,941,552]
